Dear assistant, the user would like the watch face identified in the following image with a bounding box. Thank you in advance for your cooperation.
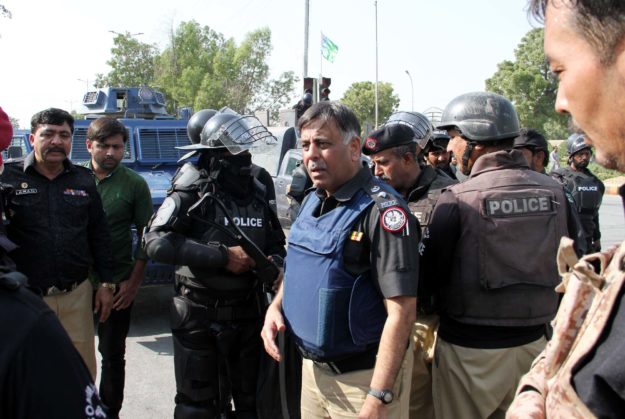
[382,390,394,404]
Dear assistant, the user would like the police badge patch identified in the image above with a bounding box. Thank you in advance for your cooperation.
[365,138,378,150]
[381,206,407,232]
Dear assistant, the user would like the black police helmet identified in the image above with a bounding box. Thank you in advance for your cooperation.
[199,112,239,150]
[566,133,592,157]
[437,92,520,142]
[427,130,451,152]
[514,128,549,153]
[302,93,313,106]
[384,111,433,149]
[187,109,217,144]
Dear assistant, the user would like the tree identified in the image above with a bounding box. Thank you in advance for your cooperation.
[95,32,158,88]
[249,71,299,124]
[486,28,568,140]
[9,116,19,130]
[341,81,400,134]
[0,4,11,18]
[96,20,298,118]
[155,22,296,116]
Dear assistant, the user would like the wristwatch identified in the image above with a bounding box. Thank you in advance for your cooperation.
[367,388,394,404]
[100,282,117,292]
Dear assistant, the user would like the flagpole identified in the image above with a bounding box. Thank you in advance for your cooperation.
[320,32,323,101]
[304,0,309,78]
[374,0,379,128]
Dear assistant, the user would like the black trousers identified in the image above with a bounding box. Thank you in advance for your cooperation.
[171,294,261,419]
[97,294,133,419]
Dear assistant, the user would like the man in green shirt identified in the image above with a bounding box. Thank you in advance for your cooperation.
[85,116,153,419]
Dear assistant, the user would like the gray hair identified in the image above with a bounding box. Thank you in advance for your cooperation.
[297,101,361,145]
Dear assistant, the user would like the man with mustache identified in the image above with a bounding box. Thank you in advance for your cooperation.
[506,1,625,417]
[262,101,419,418]
[84,117,153,418]
[362,116,457,419]
[551,133,605,254]
[1,107,114,380]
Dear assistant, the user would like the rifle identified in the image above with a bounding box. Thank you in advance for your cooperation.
[187,192,280,289]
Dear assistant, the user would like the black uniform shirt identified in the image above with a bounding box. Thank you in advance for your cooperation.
[312,166,419,298]
[0,280,106,418]
[1,152,113,290]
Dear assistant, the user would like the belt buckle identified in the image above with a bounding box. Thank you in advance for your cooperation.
[45,285,64,296]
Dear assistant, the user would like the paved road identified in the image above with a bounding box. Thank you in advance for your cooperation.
[111,194,624,418]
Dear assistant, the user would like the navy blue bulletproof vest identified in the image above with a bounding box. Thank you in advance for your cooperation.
[283,187,387,360]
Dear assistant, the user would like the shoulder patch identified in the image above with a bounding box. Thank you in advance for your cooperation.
[381,206,408,232]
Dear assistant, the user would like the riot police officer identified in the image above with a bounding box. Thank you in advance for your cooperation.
[144,108,286,419]
[422,92,570,419]
[551,133,605,253]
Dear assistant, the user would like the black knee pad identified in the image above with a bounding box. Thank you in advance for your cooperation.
[172,334,219,403]
[174,399,218,419]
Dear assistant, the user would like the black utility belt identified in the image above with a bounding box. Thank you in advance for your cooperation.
[41,279,84,297]
[178,285,260,321]
[178,284,253,306]
[300,344,379,375]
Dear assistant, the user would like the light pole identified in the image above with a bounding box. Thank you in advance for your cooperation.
[405,70,414,111]
[374,0,379,128]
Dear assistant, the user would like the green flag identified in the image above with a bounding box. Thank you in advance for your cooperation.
[321,33,339,63]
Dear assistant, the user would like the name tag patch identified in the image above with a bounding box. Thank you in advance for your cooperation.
[15,188,38,195]
[63,188,89,197]
[485,195,552,217]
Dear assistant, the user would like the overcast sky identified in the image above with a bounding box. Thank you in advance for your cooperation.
[0,0,538,128]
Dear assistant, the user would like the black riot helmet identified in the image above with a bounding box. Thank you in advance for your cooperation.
[426,130,451,152]
[384,111,433,149]
[566,133,592,159]
[186,109,217,144]
[178,107,275,155]
[437,92,520,142]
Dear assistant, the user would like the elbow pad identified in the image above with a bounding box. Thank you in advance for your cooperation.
[145,231,228,268]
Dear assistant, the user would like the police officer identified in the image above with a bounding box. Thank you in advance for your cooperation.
[551,133,605,253]
[0,106,106,418]
[513,128,550,173]
[422,92,570,419]
[144,108,286,419]
[424,130,457,180]
[515,128,587,256]
[293,92,313,123]
[262,101,419,418]
[363,115,457,419]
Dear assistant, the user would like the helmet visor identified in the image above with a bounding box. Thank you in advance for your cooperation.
[207,114,276,155]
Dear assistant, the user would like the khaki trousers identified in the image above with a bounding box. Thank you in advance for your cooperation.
[44,279,97,380]
[300,343,413,418]
[432,336,546,419]
[409,314,439,419]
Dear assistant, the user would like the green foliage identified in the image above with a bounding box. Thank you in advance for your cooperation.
[95,32,158,88]
[0,4,11,18]
[340,81,400,134]
[588,162,621,182]
[250,71,299,124]
[486,28,569,141]
[95,21,297,119]
[9,116,19,130]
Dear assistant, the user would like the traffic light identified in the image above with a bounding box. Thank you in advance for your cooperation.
[303,77,315,95]
[320,77,331,101]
